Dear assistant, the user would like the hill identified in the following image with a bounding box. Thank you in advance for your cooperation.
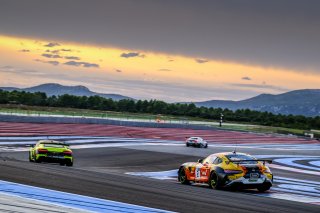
[194,89,320,117]
[0,83,133,101]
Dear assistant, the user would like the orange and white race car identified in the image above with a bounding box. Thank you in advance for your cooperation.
[178,152,273,192]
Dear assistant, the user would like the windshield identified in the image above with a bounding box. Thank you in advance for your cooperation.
[190,137,201,140]
[43,144,65,148]
[226,154,257,164]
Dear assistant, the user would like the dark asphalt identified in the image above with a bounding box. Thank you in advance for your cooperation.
[0,147,319,213]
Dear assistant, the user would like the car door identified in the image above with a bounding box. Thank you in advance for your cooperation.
[199,156,217,182]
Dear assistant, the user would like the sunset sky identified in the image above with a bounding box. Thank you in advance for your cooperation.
[1,0,320,102]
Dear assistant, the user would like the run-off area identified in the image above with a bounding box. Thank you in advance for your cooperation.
[0,135,320,212]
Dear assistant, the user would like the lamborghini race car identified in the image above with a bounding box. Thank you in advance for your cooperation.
[178,152,273,192]
[29,140,73,166]
[185,137,208,148]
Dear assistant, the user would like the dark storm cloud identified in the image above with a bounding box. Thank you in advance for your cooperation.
[41,53,62,58]
[1,0,320,71]
[231,83,287,91]
[51,50,60,54]
[47,61,60,66]
[34,59,59,66]
[195,59,209,64]
[64,61,99,68]
[158,69,171,71]
[19,49,30,52]
[64,61,82,66]
[82,62,99,68]
[0,65,39,73]
[120,52,141,58]
[65,56,81,60]
[242,77,251,81]
[44,42,60,47]
[46,49,69,54]
[1,66,14,69]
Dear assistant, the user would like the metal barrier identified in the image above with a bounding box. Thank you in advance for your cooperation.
[0,114,217,130]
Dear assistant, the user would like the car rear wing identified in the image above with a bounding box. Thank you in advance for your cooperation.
[42,142,70,147]
[52,142,70,146]
[228,159,272,165]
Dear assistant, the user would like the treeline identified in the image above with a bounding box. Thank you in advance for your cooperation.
[0,89,320,130]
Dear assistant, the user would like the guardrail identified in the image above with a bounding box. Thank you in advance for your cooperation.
[0,114,218,130]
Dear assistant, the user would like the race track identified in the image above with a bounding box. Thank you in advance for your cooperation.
[0,122,319,212]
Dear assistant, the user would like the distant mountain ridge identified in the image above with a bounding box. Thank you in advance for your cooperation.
[0,83,133,101]
[194,89,320,117]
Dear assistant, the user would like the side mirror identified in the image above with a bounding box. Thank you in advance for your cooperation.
[197,159,203,163]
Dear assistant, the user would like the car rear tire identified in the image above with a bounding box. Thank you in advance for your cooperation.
[257,185,271,192]
[29,152,33,162]
[186,143,190,147]
[209,172,221,189]
[60,162,65,166]
[66,160,73,167]
[178,168,190,185]
[204,144,208,148]
[35,157,41,163]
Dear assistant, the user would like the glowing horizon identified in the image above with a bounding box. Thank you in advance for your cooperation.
[1,35,320,102]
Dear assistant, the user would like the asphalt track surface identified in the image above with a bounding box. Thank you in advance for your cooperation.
[0,123,320,212]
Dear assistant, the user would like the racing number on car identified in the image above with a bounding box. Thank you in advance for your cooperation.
[195,167,201,179]
[195,165,203,179]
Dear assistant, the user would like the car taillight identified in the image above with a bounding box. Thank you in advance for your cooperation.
[224,169,243,174]
[63,151,72,156]
[262,167,271,173]
[37,149,48,154]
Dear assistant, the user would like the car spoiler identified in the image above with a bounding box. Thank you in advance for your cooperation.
[229,159,272,165]
[44,142,70,147]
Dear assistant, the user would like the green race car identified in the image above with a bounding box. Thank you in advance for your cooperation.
[29,140,73,166]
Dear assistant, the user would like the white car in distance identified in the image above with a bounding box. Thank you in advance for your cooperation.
[185,137,208,148]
